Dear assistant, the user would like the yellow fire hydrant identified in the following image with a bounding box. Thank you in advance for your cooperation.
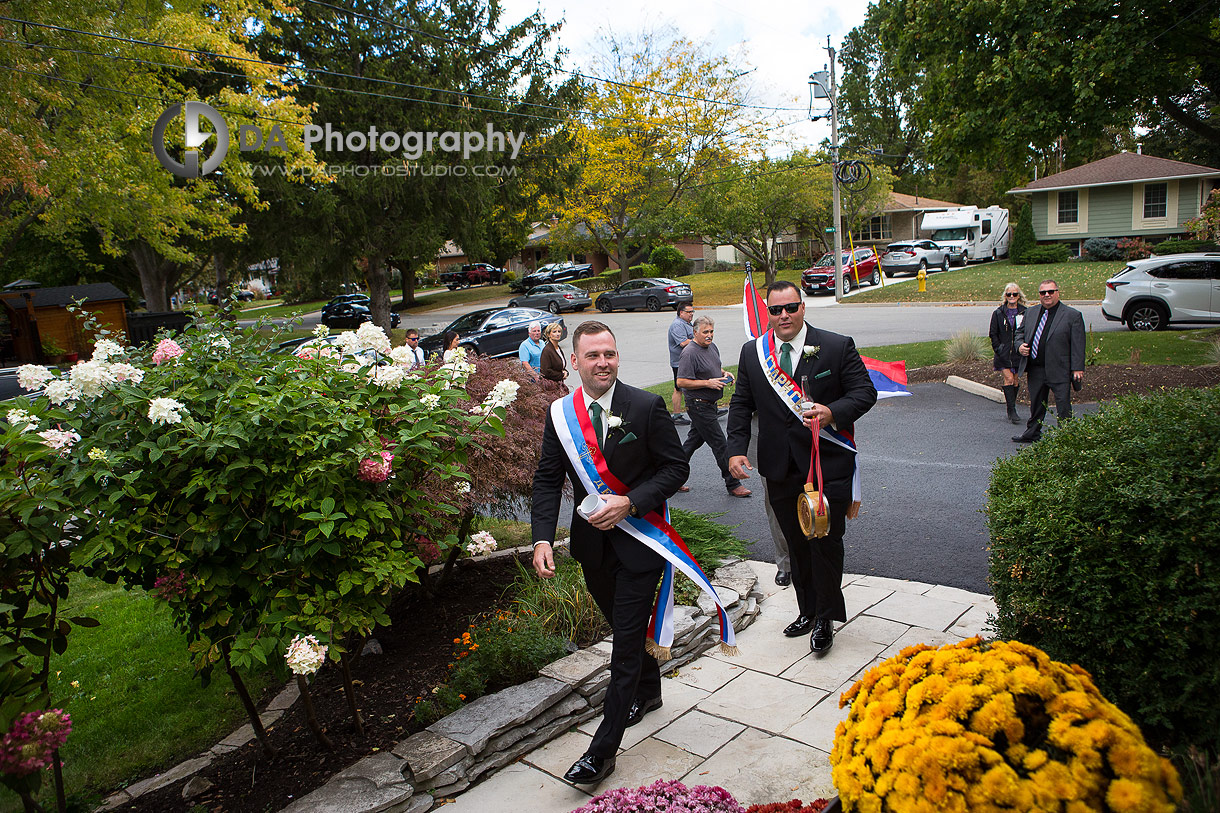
[917,266,927,293]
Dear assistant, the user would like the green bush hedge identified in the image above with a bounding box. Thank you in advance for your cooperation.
[1152,238,1220,255]
[1017,244,1072,264]
[987,387,1220,747]
[650,245,688,277]
[1010,203,1035,262]
[1083,237,1122,261]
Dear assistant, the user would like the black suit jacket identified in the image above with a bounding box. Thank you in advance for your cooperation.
[1015,302,1086,383]
[727,325,877,499]
[532,383,689,572]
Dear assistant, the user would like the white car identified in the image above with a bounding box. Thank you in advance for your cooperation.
[1101,253,1220,331]
[879,241,953,277]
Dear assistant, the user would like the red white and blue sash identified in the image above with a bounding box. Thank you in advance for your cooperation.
[550,389,737,658]
[755,331,863,512]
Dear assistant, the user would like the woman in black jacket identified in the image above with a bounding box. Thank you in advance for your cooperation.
[989,283,1027,423]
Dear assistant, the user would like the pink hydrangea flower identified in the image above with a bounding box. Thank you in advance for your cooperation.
[151,338,185,365]
[357,450,394,483]
[0,709,72,777]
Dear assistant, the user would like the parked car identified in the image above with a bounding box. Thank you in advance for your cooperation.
[319,295,401,329]
[509,262,595,292]
[208,289,255,304]
[802,248,881,295]
[1101,253,1220,331]
[417,307,566,359]
[880,241,953,277]
[507,283,592,313]
[595,278,693,312]
[439,263,506,290]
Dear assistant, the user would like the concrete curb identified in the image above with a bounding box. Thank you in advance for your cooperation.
[945,375,1004,403]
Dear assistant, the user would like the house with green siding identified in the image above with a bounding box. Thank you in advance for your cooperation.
[1006,152,1220,254]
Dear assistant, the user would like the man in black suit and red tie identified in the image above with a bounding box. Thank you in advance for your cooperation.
[531,321,689,785]
[727,281,877,655]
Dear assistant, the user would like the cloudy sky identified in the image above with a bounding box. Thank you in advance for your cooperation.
[499,0,876,148]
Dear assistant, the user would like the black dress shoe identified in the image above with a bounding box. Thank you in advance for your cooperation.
[774,570,791,586]
[564,753,616,784]
[1011,433,1040,443]
[783,615,813,637]
[625,694,663,727]
[811,619,834,654]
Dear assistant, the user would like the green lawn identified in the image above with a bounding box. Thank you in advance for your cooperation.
[848,258,1126,304]
[2,577,276,813]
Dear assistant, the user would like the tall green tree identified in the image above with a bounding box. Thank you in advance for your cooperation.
[257,0,578,326]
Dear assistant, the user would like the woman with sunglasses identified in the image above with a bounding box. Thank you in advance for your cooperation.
[989,283,1027,424]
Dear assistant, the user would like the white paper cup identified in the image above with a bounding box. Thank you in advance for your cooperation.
[577,494,605,520]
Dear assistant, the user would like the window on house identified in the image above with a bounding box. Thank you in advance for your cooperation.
[1143,183,1168,219]
[1057,191,1078,224]
[859,215,891,241]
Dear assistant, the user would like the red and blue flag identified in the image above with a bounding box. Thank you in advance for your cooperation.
[861,356,912,399]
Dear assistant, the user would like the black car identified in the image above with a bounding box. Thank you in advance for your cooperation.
[507,283,593,314]
[417,307,565,359]
[208,289,256,304]
[320,295,401,329]
[509,262,594,292]
[595,277,693,312]
[439,263,506,290]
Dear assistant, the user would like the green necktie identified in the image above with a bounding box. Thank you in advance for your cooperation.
[780,342,794,377]
[590,401,604,445]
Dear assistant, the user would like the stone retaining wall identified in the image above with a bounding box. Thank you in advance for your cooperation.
[98,559,761,813]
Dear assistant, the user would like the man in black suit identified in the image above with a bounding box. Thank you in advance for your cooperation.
[532,321,689,785]
[1013,279,1086,443]
[727,281,876,654]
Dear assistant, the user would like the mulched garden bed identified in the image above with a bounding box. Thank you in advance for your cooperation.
[907,360,1220,403]
[117,553,531,813]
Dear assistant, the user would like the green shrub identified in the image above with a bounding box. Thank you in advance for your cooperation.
[668,508,750,606]
[1016,244,1071,264]
[707,260,735,274]
[1010,203,1036,262]
[1082,237,1122,261]
[511,554,607,646]
[650,245,688,277]
[503,270,516,282]
[628,263,660,279]
[943,330,987,363]
[986,387,1220,747]
[1152,238,1220,255]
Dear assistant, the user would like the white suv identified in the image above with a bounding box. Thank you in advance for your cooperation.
[1101,253,1220,331]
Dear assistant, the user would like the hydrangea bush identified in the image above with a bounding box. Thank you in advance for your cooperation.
[4,316,523,755]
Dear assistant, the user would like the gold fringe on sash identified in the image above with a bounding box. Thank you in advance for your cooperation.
[847,500,862,519]
[645,639,672,662]
[718,643,740,657]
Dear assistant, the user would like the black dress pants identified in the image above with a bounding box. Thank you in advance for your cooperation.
[581,542,663,758]
[681,398,740,490]
[767,479,847,622]
[1025,363,1072,436]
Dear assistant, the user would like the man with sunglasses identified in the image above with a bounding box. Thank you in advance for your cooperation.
[402,329,426,368]
[727,281,876,655]
[1013,279,1085,443]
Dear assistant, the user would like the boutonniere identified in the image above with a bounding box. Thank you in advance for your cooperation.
[803,345,820,359]
[605,411,635,443]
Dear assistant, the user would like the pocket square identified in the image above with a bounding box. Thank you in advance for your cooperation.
[618,432,637,444]
[814,370,831,380]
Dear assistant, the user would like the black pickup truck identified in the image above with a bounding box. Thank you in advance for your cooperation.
[508,261,594,292]
[439,263,506,290]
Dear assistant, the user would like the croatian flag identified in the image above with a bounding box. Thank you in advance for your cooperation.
[861,356,912,399]
[742,264,768,340]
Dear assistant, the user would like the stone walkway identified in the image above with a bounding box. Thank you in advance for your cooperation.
[435,560,994,812]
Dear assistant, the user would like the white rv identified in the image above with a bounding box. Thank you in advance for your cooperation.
[920,206,1010,265]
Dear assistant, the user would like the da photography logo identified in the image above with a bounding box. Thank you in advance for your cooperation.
[153,101,229,178]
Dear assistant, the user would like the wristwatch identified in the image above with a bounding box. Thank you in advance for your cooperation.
[628,500,639,517]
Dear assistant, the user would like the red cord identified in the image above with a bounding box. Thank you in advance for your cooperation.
[808,415,827,517]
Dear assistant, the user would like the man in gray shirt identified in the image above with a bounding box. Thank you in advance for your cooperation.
[675,315,751,497]
[667,303,695,425]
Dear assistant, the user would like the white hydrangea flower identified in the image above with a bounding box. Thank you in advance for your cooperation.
[455,480,471,495]
[335,330,363,356]
[68,360,116,398]
[313,323,330,338]
[43,380,80,406]
[369,364,406,389]
[389,345,415,365]
[355,322,391,355]
[38,428,80,456]
[91,338,124,362]
[16,365,56,391]
[108,362,145,384]
[6,409,37,432]
[466,530,498,556]
[485,379,520,410]
[420,393,441,409]
[285,634,328,675]
[147,397,187,425]
[87,447,109,463]
[205,334,231,350]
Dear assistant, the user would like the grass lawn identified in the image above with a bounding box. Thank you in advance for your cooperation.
[847,258,1126,304]
[680,269,803,306]
[2,577,276,813]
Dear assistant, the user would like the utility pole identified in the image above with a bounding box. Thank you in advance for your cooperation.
[810,38,843,302]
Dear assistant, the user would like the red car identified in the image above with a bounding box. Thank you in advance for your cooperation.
[801,247,881,295]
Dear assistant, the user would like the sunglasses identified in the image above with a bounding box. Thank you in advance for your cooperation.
[1039,289,1058,296]
[1005,293,1019,297]
[767,302,802,316]
[406,336,419,341]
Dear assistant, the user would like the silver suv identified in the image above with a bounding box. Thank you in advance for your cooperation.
[1101,253,1220,331]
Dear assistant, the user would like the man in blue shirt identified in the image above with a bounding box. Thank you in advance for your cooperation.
[667,304,695,425]
[518,321,544,381]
